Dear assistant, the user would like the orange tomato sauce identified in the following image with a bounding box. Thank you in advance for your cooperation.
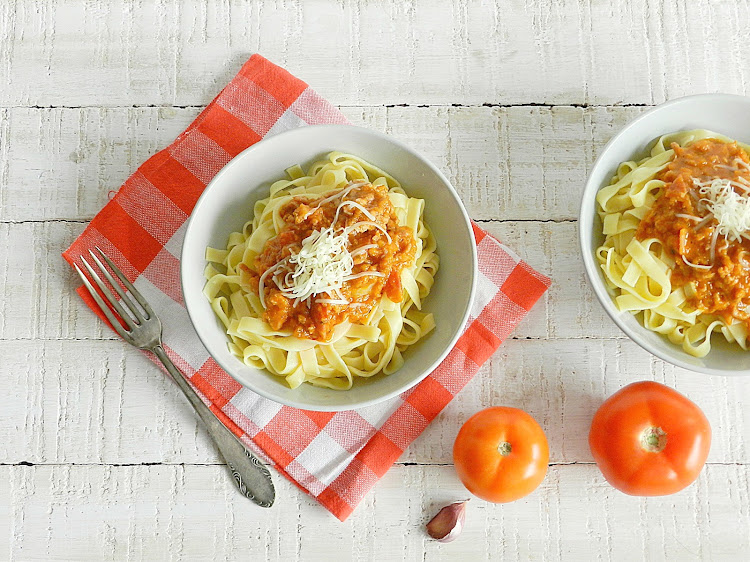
[242,183,415,341]
[636,138,750,326]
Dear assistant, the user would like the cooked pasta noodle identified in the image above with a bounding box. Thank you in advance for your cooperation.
[203,152,439,389]
[596,129,750,357]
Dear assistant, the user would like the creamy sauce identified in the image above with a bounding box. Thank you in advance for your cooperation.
[243,183,415,341]
[636,139,750,326]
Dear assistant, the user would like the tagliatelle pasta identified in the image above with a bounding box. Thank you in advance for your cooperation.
[203,152,439,389]
[596,129,750,357]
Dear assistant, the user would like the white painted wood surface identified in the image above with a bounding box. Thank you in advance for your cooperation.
[1,1,749,560]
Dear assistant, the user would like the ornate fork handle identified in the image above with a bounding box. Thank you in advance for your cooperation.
[150,345,275,507]
[152,345,275,507]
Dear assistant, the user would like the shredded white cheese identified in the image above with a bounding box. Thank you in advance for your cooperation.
[674,213,702,222]
[681,254,712,270]
[300,182,366,220]
[673,157,750,271]
[694,176,750,243]
[258,184,388,308]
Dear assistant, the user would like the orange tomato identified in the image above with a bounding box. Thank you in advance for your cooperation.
[453,407,549,503]
[589,381,711,496]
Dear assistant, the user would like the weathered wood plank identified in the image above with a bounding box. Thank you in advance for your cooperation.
[0,221,108,341]
[0,463,747,561]
[481,219,624,340]
[1,106,194,223]
[4,1,750,559]
[0,219,620,341]
[2,1,748,108]
[0,105,646,222]
[0,339,213,466]
[408,336,750,467]
[0,337,746,466]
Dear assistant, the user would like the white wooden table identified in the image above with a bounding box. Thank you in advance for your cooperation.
[2,1,749,560]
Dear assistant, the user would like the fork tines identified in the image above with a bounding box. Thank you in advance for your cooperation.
[75,247,154,339]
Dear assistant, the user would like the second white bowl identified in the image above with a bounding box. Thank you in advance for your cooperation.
[580,94,750,376]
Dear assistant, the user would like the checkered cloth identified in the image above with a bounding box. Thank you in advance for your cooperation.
[63,54,550,521]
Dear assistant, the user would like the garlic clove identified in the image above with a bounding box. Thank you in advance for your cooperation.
[426,500,468,542]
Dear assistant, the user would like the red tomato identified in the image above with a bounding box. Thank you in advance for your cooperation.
[453,407,549,503]
[589,381,711,496]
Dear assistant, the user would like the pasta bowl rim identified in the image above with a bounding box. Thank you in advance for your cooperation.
[181,124,478,410]
[579,93,750,377]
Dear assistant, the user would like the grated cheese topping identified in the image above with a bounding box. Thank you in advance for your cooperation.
[677,158,750,270]
[258,185,387,308]
[695,176,750,243]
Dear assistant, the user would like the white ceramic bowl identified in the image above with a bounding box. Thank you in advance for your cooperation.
[580,94,750,376]
[182,125,477,410]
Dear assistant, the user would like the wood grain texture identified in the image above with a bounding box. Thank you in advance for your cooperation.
[3,0,750,558]
[0,464,747,561]
[3,0,749,108]
[0,221,106,341]
[0,337,746,467]
[0,220,624,342]
[0,105,646,222]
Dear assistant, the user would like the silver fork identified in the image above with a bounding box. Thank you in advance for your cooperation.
[75,247,275,507]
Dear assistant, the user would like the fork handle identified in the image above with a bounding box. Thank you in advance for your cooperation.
[151,345,275,507]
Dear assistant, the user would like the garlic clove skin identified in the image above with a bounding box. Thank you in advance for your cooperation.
[426,500,468,542]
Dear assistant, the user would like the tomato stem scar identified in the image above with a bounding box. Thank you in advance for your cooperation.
[497,442,512,456]
[641,426,667,453]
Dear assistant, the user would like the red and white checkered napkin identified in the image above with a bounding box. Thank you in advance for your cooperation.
[63,55,551,521]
